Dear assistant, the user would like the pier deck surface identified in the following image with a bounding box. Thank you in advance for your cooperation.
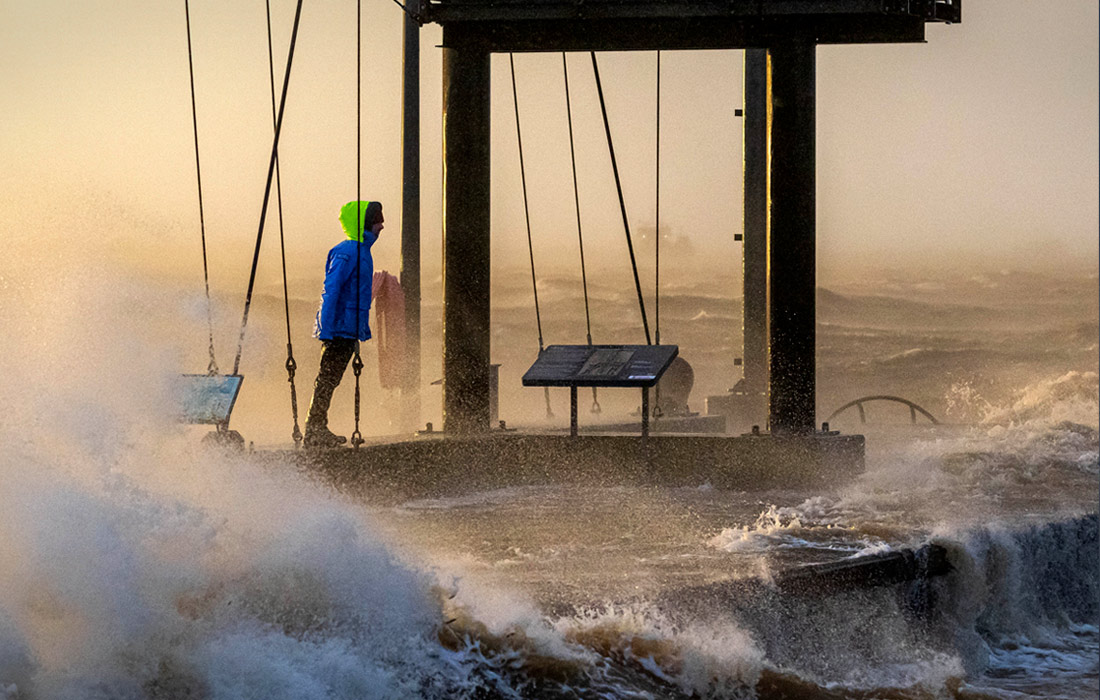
[253,431,865,505]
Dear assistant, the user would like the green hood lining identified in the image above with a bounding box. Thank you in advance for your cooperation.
[339,200,382,241]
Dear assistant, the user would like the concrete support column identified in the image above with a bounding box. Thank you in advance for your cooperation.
[442,45,491,433]
[767,42,816,434]
[742,48,769,398]
[401,11,421,430]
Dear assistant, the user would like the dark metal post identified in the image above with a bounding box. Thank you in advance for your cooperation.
[401,11,421,430]
[767,42,816,434]
[641,387,650,437]
[570,386,578,437]
[742,48,769,418]
[489,363,500,426]
[442,43,491,433]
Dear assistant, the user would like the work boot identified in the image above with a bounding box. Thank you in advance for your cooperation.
[303,426,347,449]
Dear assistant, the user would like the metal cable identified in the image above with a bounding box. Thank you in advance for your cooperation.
[654,50,663,420]
[351,0,364,448]
[562,53,600,415]
[562,53,592,347]
[509,54,553,419]
[509,54,545,352]
[589,52,652,345]
[231,0,304,376]
[655,50,661,348]
[184,0,219,376]
[264,0,302,446]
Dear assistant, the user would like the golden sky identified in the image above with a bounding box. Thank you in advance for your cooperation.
[1,0,1097,293]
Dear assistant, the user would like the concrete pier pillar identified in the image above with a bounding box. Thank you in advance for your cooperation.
[767,42,816,434]
[442,45,491,433]
[742,49,769,416]
[401,11,422,430]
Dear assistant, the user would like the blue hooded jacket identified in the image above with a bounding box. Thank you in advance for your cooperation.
[314,201,380,341]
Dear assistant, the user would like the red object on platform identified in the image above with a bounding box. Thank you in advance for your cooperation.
[372,271,406,390]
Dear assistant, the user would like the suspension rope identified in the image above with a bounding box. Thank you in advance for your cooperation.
[351,0,364,448]
[510,54,553,419]
[562,53,600,414]
[590,52,652,345]
[184,0,218,376]
[263,0,302,447]
[655,50,661,348]
[509,55,546,352]
[562,53,592,347]
[654,50,662,421]
[231,0,304,377]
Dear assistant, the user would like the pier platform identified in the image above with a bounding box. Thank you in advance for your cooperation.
[257,432,865,504]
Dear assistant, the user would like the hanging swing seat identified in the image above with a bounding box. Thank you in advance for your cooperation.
[176,374,244,426]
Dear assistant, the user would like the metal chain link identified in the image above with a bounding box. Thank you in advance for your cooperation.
[286,350,302,445]
[351,349,364,447]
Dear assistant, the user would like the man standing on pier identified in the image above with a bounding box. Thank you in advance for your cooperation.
[304,200,383,448]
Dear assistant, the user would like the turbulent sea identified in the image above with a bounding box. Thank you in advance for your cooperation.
[0,261,1096,699]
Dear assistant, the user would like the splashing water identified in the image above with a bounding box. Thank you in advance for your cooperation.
[1,248,1097,698]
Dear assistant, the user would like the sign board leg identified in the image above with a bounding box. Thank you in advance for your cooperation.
[570,387,578,437]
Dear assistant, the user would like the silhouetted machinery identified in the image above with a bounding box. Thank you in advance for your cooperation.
[656,356,695,417]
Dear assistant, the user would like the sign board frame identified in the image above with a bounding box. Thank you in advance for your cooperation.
[522,344,678,436]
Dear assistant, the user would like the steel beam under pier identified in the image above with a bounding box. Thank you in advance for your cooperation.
[768,42,816,434]
[442,46,491,433]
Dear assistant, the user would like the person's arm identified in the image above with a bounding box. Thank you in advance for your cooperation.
[317,250,352,339]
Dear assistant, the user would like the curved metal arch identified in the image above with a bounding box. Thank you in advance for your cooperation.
[826,395,939,425]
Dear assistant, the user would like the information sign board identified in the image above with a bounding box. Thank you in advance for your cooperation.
[522,344,678,388]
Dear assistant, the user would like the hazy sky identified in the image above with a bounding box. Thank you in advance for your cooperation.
[1,0,1097,293]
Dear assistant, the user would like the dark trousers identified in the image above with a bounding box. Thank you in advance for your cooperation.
[305,338,357,432]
